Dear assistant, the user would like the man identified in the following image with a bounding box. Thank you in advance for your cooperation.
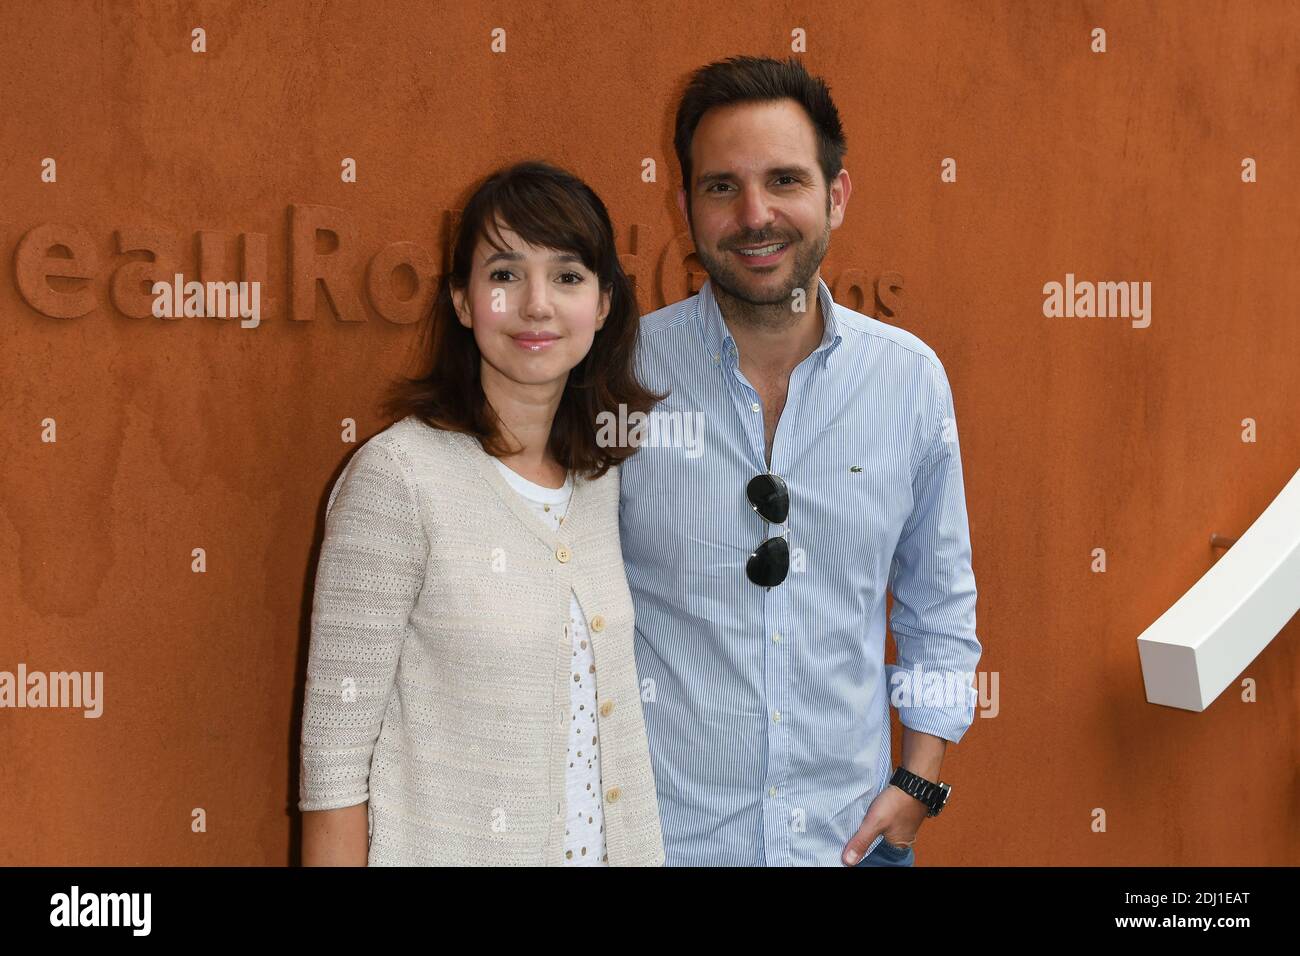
[619,55,982,866]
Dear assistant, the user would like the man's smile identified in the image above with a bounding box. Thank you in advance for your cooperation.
[732,241,790,266]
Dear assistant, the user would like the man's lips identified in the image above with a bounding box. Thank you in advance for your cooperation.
[732,240,790,266]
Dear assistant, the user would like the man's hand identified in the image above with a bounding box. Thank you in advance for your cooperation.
[841,784,929,866]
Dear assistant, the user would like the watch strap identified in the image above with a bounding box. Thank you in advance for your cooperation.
[890,766,949,816]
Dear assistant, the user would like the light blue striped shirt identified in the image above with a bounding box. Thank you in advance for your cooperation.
[618,276,981,866]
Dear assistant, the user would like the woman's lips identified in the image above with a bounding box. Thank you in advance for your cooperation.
[511,333,560,351]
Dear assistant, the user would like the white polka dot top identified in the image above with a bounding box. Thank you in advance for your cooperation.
[491,457,609,867]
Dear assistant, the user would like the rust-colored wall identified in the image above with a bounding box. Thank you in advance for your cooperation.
[2,1,1296,865]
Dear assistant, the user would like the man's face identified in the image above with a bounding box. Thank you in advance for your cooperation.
[678,98,848,308]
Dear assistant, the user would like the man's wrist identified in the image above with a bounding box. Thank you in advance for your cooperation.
[890,766,951,816]
[900,763,942,784]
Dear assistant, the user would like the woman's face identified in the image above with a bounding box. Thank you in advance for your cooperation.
[451,222,609,393]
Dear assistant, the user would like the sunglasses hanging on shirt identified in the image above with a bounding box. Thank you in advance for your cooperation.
[745,473,790,588]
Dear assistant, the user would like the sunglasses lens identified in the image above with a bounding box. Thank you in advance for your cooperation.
[746,536,789,588]
[746,474,789,525]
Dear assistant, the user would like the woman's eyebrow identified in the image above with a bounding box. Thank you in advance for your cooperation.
[483,250,584,266]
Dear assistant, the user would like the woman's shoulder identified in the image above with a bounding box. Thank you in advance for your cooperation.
[366,415,474,464]
[333,416,479,500]
[574,460,621,508]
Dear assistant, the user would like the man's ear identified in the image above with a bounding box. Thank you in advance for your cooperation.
[828,168,852,230]
[451,286,472,329]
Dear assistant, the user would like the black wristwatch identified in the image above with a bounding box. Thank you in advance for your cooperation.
[890,766,951,817]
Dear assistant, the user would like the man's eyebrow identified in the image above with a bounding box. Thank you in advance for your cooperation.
[695,165,815,188]
[482,250,585,266]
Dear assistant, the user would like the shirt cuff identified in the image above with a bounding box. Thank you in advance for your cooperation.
[885,661,979,744]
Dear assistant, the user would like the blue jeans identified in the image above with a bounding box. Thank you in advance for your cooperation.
[854,837,915,867]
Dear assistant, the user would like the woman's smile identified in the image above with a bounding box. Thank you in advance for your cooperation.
[510,330,563,351]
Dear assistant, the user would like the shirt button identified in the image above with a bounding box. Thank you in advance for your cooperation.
[555,546,571,563]
[772,631,781,642]
[769,786,778,797]
[605,786,621,803]
[599,699,615,717]
[751,402,760,412]
[772,710,782,723]
[589,614,605,632]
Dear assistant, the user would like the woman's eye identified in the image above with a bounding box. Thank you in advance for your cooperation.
[488,269,585,283]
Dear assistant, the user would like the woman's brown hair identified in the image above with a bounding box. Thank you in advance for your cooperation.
[381,160,665,481]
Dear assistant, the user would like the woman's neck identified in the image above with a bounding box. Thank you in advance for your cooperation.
[481,362,568,488]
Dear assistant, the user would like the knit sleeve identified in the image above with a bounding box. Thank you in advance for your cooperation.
[298,438,429,812]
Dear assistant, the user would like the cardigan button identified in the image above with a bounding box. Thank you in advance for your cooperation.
[555,546,571,563]
[605,786,621,803]
[589,614,605,632]
[599,699,614,718]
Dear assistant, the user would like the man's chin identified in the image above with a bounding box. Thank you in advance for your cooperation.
[722,274,799,307]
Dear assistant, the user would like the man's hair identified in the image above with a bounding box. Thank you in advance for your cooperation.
[381,160,665,481]
[673,55,847,212]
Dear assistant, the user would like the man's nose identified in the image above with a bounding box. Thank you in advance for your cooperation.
[737,185,777,232]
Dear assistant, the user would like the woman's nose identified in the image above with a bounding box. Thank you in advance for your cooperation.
[522,282,556,320]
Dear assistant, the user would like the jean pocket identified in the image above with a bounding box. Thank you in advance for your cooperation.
[872,838,914,863]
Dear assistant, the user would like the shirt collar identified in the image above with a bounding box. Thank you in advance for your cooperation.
[698,275,844,370]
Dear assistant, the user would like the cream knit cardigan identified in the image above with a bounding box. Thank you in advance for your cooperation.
[298,415,665,866]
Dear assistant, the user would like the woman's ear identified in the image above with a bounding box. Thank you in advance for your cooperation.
[595,289,611,330]
[451,287,472,329]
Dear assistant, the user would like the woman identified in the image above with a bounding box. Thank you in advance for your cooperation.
[298,161,666,866]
